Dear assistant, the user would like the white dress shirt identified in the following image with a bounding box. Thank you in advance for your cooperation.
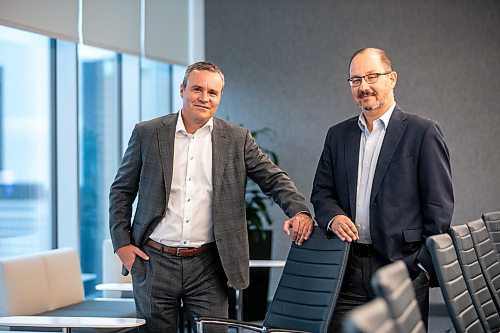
[149,112,214,247]
[355,103,395,244]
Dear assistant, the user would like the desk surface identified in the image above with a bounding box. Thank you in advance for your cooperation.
[0,316,145,329]
[95,283,133,292]
[249,259,286,268]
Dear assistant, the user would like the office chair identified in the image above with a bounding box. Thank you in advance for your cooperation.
[449,225,500,332]
[370,261,425,333]
[195,226,350,332]
[426,233,483,333]
[467,218,500,313]
[343,298,398,333]
[482,211,500,263]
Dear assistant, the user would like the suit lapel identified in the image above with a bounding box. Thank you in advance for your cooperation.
[212,118,229,211]
[345,118,361,218]
[370,107,407,205]
[157,114,177,200]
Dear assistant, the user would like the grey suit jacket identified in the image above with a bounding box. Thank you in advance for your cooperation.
[109,113,309,289]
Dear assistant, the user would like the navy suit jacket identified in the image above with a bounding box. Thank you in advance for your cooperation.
[311,106,453,285]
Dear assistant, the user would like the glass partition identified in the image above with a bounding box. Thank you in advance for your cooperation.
[78,45,120,293]
[0,26,53,258]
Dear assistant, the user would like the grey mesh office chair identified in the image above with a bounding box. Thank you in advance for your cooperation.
[343,298,398,333]
[467,218,500,313]
[370,261,425,333]
[195,226,350,332]
[426,233,483,333]
[483,211,500,262]
[449,225,500,332]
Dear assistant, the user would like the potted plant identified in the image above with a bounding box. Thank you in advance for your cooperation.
[246,127,279,238]
[243,127,279,321]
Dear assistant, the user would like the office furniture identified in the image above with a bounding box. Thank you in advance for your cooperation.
[482,211,500,263]
[343,298,397,333]
[426,234,483,333]
[0,316,145,333]
[0,248,138,332]
[195,226,349,332]
[371,261,425,333]
[467,218,500,313]
[449,225,499,332]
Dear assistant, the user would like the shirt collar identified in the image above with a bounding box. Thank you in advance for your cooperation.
[358,102,396,132]
[176,110,214,134]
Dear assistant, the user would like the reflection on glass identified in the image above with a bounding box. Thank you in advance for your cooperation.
[78,45,119,294]
[171,64,186,112]
[141,58,171,120]
[0,26,52,258]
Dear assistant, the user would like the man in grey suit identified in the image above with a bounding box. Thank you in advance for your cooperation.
[109,61,314,332]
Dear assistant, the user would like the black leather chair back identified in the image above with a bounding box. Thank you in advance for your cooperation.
[264,226,350,333]
[370,261,425,333]
[426,233,483,333]
[482,211,500,263]
[449,224,500,332]
[343,298,398,333]
[467,218,500,313]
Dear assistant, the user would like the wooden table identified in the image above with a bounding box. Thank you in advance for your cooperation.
[0,316,145,333]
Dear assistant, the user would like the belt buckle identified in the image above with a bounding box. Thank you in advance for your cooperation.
[176,247,188,256]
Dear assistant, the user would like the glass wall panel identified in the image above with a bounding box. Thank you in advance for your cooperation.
[141,58,171,120]
[0,26,53,258]
[78,45,120,293]
[171,64,186,113]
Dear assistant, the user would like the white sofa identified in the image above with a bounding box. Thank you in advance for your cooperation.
[0,248,85,316]
[0,248,137,332]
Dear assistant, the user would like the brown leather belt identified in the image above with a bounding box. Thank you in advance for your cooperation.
[146,239,216,257]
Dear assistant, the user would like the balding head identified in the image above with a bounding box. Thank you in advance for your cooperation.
[349,48,393,75]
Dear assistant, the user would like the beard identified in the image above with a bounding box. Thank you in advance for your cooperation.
[356,89,387,112]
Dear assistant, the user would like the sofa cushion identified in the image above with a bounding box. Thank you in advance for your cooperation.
[40,299,137,318]
[44,248,84,310]
[0,254,51,316]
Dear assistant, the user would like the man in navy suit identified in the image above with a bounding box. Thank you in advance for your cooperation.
[311,48,453,332]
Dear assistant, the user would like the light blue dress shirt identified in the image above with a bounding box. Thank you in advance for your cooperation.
[355,103,395,244]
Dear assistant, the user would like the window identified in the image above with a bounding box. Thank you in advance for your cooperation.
[141,58,172,120]
[141,59,186,121]
[0,23,186,296]
[0,26,53,258]
[78,45,120,291]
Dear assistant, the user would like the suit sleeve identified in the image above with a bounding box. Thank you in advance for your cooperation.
[419,122,454,234]
[417,121,454,272]
[243,130,310,218]
[311,128,349,233]
[109,124,142,251]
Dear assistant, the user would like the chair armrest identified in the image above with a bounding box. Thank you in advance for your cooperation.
[194,316,264,332]
[195,317,310,333]
[266,328,310,333]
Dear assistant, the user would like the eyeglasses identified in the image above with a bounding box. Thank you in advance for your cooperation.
[347,71,392,87]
